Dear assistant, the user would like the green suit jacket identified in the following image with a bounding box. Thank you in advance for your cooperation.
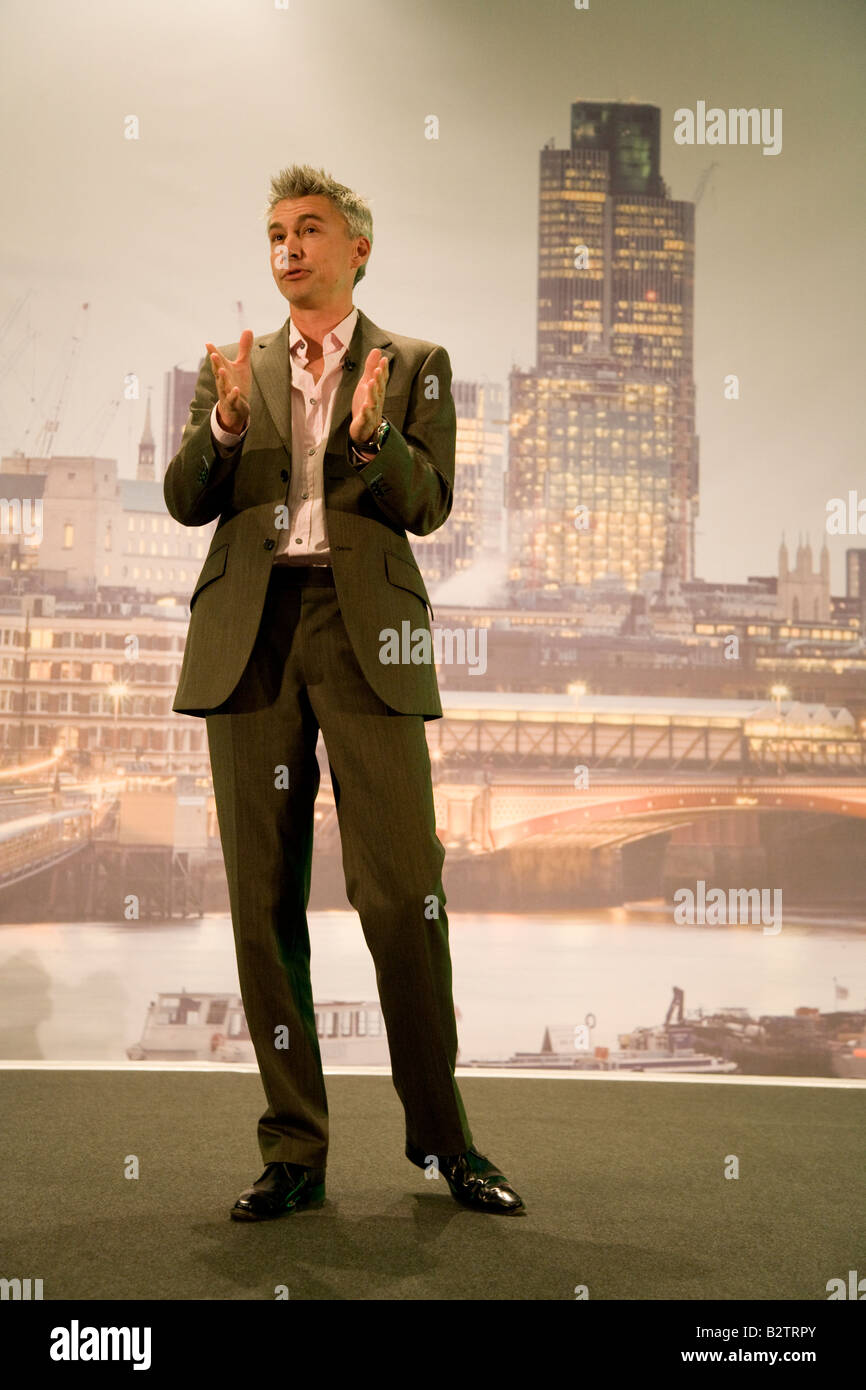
[163,307,455,719]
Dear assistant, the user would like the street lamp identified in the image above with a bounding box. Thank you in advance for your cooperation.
[770,684,789,718]
[52,741,64,794]
[108,682,128,770]
[770,684,789,778]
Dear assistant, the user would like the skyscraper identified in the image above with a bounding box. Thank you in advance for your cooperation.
[162,366,200,482]
[507,102,699,597]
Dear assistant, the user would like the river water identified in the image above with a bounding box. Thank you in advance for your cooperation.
[0,909,864,1064]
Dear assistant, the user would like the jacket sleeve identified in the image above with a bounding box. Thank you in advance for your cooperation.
[163,351,244,527]
[346,343,455,536]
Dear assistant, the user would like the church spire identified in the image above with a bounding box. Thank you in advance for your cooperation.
[137,391,156,481]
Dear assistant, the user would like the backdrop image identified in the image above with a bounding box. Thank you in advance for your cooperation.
[0,0,864,1316]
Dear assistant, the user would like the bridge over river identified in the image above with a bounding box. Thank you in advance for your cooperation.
[0,693,863,913]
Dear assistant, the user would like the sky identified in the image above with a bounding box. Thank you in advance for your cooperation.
[1,0,864,590]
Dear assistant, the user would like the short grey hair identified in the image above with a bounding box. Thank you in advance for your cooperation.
[265,164,373,287]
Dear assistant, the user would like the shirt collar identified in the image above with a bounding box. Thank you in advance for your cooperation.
[289,306,358,364]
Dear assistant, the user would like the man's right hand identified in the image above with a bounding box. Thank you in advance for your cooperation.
[206,330,253,434]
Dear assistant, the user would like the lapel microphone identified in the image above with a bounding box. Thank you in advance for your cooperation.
[342,354,389,372]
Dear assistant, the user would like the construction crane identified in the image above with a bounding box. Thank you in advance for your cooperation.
[74,394,122,455]
[0,292,38,426]
[26,302,91,459]
[0,291,33,375]
[693,162,719,208]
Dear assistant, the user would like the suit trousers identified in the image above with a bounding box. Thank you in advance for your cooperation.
[204,563,473,1169]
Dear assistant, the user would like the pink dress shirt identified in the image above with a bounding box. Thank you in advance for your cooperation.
[210,306,359,565]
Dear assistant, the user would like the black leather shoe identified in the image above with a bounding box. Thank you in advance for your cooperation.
[230,1162,326,1222]
[406,1141,526,1214]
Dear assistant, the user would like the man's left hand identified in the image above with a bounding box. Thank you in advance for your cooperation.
[349,348,389,446]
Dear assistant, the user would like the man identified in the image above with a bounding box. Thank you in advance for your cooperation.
[164,165,525,1219]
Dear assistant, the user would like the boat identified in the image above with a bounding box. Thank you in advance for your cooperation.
[462,1028,738,1073]
[464,986,865,1076]
[126,990,391,1065]
[688,1001,866,1077]
[463,989,739,1073]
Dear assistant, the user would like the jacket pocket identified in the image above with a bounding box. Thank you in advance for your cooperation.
[190,542,228,609]
[384,549,434,619]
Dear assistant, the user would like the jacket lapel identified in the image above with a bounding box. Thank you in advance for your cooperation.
[250,308,393,463]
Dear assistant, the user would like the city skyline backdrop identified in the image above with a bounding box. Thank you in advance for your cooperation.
[1,0,864,591]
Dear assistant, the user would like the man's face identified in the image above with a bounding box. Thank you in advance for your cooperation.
[268,195,369,308]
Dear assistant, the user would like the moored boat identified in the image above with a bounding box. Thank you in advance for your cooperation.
[126,990,391,1064]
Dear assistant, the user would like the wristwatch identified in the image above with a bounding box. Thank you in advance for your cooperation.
[350,418,391,467]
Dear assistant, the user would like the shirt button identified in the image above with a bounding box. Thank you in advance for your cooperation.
[280,469,289,482]
[294,538,303,545]
[308,448,315,456]
[263,539,275,551]
[301,492,309,499]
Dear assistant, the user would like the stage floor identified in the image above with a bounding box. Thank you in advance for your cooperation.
[1,1068,863,1300]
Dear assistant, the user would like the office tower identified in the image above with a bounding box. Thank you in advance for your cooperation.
[414,380,508,584]
[507,102,699,597]
[162,366,200,480]
[846,548,866,630]
[846,548,866,601]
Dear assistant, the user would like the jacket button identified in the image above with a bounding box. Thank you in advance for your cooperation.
[263,539,275,550]
[280,469,289,482]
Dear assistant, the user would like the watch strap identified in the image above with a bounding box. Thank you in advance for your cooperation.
[350,418,390,465]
